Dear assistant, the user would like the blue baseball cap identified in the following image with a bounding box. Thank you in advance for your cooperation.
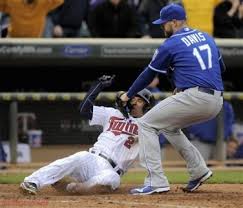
[152,4,186,25]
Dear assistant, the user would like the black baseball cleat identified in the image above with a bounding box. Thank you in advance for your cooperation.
[20,182,38,195]
[182,170,213,192]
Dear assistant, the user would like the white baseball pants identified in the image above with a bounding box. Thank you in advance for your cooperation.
[24,151,120,190]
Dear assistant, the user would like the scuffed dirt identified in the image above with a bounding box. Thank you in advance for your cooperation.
[0,184,242,208]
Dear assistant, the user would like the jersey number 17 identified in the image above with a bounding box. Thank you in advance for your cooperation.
[193,44,212,70]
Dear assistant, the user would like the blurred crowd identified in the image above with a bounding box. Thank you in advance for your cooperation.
[0,0,243,38]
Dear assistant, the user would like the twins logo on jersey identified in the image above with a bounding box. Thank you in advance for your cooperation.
[106,116,138,136]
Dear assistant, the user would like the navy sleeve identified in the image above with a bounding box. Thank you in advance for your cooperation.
[127,67,157,98]
[79,81,103,120]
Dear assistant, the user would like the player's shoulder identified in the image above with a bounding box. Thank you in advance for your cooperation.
[160,36,179,52]
[95,106,127,118]
[170,27,215,45]
[170,27,197,39]
[157,38,173,52]
[95,105,116,112]
[162,28,196,47]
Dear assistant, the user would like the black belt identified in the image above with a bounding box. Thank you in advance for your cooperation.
[178,87,223,96]
[198,87,223,96]
[91,151,124,176]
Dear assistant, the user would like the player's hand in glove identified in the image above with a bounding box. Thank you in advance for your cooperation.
[120,92,129,102]
[98,74,116,88]
[116,91,129,118]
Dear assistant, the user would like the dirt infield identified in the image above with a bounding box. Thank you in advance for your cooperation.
[0,184,242,208]
[1,145,243,208]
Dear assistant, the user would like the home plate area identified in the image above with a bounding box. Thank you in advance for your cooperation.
[0,184,242,208]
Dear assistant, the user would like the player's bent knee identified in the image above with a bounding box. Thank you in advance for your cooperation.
[100,170,121,190]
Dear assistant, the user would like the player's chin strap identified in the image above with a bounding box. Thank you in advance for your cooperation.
[90,150,124,176]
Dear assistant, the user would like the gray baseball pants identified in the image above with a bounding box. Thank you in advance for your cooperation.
[137,87,223,187]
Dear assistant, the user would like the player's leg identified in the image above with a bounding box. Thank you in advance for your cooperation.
[135,88,222,193]
[138,124,169,188]
[129,122,170,195]
[66,169,120,194]
[162,129,214,192]
[162,130,209,178]
[135,95,208,190]
[66,154,121,194]
[20,151,89,194]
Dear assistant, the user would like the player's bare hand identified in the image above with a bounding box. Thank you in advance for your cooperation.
[98,74,116,88]
[120,92,129,102]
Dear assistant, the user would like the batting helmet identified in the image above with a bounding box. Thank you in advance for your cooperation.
[134,89,155,113]
[115,89,155,117]
[136,89,154,106]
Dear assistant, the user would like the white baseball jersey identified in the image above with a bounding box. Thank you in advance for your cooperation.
[24,106,140,192]
[89,106,139,172]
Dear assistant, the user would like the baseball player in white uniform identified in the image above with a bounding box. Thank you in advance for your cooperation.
[20,75,154,195]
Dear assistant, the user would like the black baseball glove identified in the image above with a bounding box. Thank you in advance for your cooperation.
[115,91,129,118]
[98,74,116,88]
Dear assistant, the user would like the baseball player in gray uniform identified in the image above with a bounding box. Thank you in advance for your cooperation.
[20,75,154,195]
[119,4,225,195]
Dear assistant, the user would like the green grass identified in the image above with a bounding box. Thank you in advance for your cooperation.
[1,170,243,184]
[122,170,243,184]
[0,173,27,184]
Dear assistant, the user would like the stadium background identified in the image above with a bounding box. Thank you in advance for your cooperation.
[1,1,243,207]
[0,39,243,148]
[0,39,243,207]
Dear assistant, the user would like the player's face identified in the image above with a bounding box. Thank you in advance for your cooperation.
[162,21,174,38]
[129,96,146,118]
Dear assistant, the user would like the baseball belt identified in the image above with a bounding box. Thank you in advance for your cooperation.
[91,150,124,176]
[177,87,223,96]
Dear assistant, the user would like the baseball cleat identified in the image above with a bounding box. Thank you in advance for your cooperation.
[20,182,38,195]
[182,170,213,192]
[130,185,170,195]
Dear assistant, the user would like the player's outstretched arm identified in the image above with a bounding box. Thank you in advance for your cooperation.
[79,75,115,120]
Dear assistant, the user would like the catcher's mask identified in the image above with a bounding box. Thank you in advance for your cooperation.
[115,89,154,114]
